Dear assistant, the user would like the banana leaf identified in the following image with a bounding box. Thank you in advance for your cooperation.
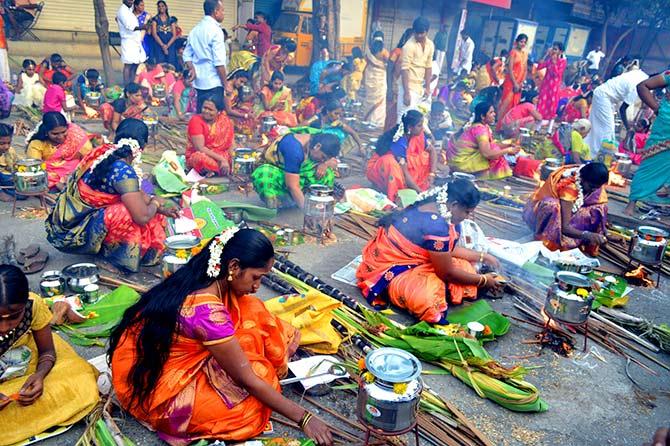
[212,200,278,222]
[57,286,140,346]
[447,300,511,338]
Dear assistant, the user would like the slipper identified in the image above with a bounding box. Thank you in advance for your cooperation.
[16,244,40,265]
[22,251,49,275]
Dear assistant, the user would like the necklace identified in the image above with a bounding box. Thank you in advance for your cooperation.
[0,328,15,342]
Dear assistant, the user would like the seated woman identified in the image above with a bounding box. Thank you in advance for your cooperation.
[252,133,340,209]
[566,119,592,164]
[0,265,99,445]
[27,112,93,190]
[523,162,609,256]
[366,110,435,202]
[45,119,179,273]
[356,180,504,323]
[499,92,542,138]
[136,57,166,99]
[225,70,256,135]
[625,71,670,215]
[109,228,332,446]
[100,83,149,138]
[170,69,197,119]
[294,100,363,159]
[13,59,46,108]
[186,95,235,177]
[447,102,519,180]
[256,72,298,127]
[0,123,21,202]
[560,89,592,123]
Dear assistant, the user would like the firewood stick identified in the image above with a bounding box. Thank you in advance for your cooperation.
[589,312,660,353]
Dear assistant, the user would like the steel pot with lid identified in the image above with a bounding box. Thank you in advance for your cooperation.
[85,91,102,107]
[165,234,201,260]
[62,263,100,293]
[540,158,561,181]
[357,347,423,433]
[152,84,167,99]
[630,225,669,265]
[261,116,277,134]
[544,271,594,324]
[233,148,256,176]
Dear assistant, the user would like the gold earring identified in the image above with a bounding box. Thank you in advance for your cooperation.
[227,272,233,282]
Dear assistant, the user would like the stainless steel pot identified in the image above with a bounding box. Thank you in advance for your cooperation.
[357,348,422,433]
[152,84,167,99]
[452,172,476,182]
[544,271,594,324]
[614,153,632,178]
[630,226,669,265]
[40,270,65,297]
[15,159,44,173]
[14,171,47,193]
[337,162,351,178]
[84,91,102,107]
[61,263,100,293]
[162,255,189,278]
[165,234,201,259]
[261,116,277,134]
[540,158,561,181]
[233,148,256,176]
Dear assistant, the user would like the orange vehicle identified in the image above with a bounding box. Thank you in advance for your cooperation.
[273,0,367,67]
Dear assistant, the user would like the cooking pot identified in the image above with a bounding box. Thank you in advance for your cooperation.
[61,263,100,293]
[544,271,594,324]
[613,153,632,178]
[15,158,44,173]
[261,116,277,134]
[162,255,188,278]
[85,91,102,107]
[540,158,561,181]
[337,162,351,178]
[14,171,47,194]
[239,85,253,101]
[452,172,476,182]
[152,84,167,99]
[233,148,256,176]
[40,270,65,297]
[357,348,422,433]
[165,234,201,259]
[630,225,669,265]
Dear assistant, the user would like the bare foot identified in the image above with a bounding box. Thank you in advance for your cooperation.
[623,201,637,216]
[656,186,670,197]
[0,191,13,202]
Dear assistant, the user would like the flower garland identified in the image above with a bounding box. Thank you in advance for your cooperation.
[392,119,405,142]
[206,226,240,278]
[564,166,584,213]
[416,183,452,223]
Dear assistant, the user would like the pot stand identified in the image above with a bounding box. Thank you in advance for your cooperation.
[543,313,589,352]
[12,190,48,217]
[359,420,420,446]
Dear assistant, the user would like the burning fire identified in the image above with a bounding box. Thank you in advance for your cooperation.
[624,265,654,287]
[608,168,626,186]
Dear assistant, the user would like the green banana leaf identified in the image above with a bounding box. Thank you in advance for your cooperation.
[212,200,278,222]
[57,286,140,346]
[153,156,189,193]
[448,300,511,338]
[191,200,235,239]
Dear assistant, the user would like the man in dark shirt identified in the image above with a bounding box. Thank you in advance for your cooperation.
[234,11,272,57]
[433,24,448,75]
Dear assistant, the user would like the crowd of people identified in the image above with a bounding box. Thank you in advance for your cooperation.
[1,0,669,445]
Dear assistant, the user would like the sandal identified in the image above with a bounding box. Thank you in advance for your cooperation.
[16,244,40,265]
[22,251,49,275]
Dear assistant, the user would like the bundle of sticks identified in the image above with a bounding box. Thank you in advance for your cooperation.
[335,212,379,240]
[507,278,670,377]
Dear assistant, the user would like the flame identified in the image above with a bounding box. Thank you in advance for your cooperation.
[624,265,654,287]
[608,168,626,186]
[540,308,560,330]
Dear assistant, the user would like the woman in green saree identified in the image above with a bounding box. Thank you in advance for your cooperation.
[251,133,340,209]
[256,71,298,127]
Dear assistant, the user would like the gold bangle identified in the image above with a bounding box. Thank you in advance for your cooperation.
[299,411,313,430]
[482,275,488,287]
[479,252,485,263]
[477,275,484,287]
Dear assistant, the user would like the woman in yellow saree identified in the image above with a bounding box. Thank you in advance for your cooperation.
[256,71,298,127]
[109,228,333,446]
[0,266,99,446]
[356,180,504,323]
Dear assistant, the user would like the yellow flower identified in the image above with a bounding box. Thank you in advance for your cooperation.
[576,288,589,298]
[362,372,375,384]
[175,249,189,260]
[393,382,408,394]
[86,311,99,319]
[17,165,26,172]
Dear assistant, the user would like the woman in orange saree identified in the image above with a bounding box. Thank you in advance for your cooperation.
[366,110,436,201]
[497,34,528,131]
[26,112,93,189]
[45,119,177,273]
[109,228,334,446]
[186,95,235,176]
[99,83,149,136]
[256,71,298,127]
[523,163,609,256]
[356,180,504,323]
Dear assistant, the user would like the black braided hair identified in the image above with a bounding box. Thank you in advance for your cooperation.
[87,118,149,189]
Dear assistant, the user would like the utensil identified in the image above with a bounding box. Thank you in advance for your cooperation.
[279,364,347,385]
[261,116,277,134]
[452,172,476,182]
[467,321,485,338]
[544,271,594,324]
[540,158,561,181]
[630,225,669,265]
[165,234,201,259]
[84,91,102,107]
[304,185,335,240]
[40,270,65,297]
[61,263,100,293]
[82,284,100,304]
[14,171,47,194]
[162,255,188,278]
[357,348,422,433]
[337,162,351,178]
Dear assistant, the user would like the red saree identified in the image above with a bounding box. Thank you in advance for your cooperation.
[186,113,235,175]
[111,293,297,445]
[356,225,477,323]
[366,134,431,201]
[497,49,528,131]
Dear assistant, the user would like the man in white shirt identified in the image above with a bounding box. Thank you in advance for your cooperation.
[397,17,434,123]
[116,0,146,85]
[586,68,648,157]
[585,45,605,75]
[183,0,228,111]
[452,30,475,77]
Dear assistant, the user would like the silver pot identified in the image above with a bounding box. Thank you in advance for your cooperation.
[540,158,561,181]
[61,263,100,293]
[152,84,167,99]
[337,162,351,178]
[40,270,65,297]
[14,171,47,193]
[630,226,669,265]
[544,271,594,324]
[165,234,201,259]
[85,91,102,107]
[261,116,277,134]
[613,153,632,178]
[233,148,256,176]
[357,348,422,433]
[452,172,476,182]
[162,255,189,278]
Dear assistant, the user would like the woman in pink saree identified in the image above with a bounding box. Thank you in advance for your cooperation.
[26,112,93,190]
[536,42,568,126]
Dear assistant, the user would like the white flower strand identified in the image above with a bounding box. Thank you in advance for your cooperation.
[572,167,584,214]
[88,138,143,178]
[206,226,240,278]
[416,183,452,223]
